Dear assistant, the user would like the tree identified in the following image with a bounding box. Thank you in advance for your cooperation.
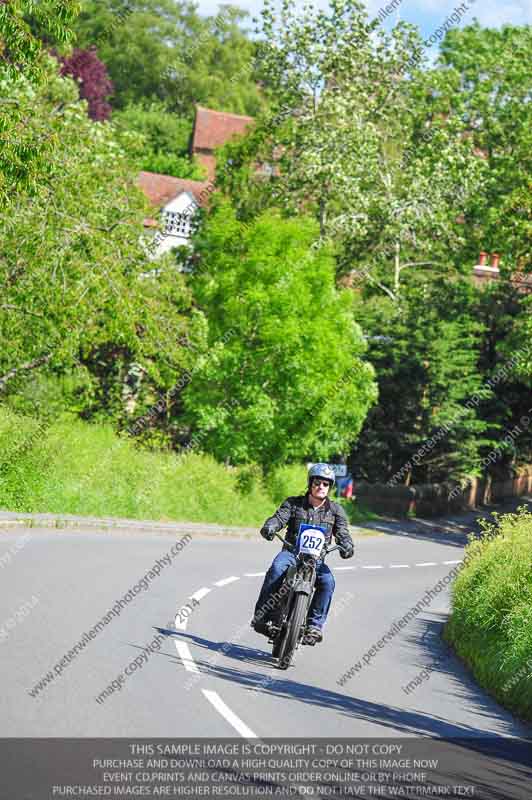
[112,101,206,179]
[351,279,490,485]
[1,0,79,78]
[58,46,113,120]
[438,23,532,271]
[0,57,204,424]
[0,0,80,202]
[475,282,532,468]
[180,200,378,468]
[217,0,485,298]
[70,0,263,116]
[164,4,264,117]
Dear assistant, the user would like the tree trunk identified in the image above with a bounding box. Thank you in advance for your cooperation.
[319,197,327,239]
[394,241,400,293]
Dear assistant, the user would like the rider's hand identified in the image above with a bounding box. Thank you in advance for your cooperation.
[260,525,276,541]
[339,543,354,559]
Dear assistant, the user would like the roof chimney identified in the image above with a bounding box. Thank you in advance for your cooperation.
[473,251,500,285]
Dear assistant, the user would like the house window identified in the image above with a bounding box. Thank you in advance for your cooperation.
[163,211,193,238]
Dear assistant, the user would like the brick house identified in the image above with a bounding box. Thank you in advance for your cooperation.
[138,105,254,258]
[191,105,254,180]
[472,252,532,293]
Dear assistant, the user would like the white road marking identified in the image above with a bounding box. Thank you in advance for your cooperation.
[175,641,200,674]
[177,549,463,692]
[174,604,189,631]
[229,561,463,581]
[214,576,240,587]
[202,690,258,739]
[190,587,211,602]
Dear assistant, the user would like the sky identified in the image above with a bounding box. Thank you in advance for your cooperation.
[195,0,532,42]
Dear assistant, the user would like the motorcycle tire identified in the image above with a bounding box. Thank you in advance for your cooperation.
[276,592,308,670]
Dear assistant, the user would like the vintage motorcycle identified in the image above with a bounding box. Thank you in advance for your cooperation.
[266,525,341,670]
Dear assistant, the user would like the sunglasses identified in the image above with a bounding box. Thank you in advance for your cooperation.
[312,479,332,488]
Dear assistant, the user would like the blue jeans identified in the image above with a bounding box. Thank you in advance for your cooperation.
[254,550,335,629]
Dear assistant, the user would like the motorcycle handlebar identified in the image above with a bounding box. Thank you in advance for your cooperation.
[273,531,341,556]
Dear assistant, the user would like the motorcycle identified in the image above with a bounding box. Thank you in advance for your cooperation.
[266,525,341,670]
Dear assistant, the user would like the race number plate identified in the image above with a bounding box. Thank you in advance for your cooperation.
[296,523,327,558]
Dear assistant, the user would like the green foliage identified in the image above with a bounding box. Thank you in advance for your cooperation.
[0,57,203,421]
[439,23,532,268]
[0,407,370,525]
[70,0,263,116]
[445,507,532,720]
[352,279,490,483]
[1,0,80,79]
[181,201,378,469]
[217,0,485,298]
[112,101,206,179]
[264,463,307,505]
[164,4,264,118]
[473,283,532,466]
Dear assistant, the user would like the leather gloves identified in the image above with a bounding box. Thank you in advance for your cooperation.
[339,542,354,559]
[260,525,276,541]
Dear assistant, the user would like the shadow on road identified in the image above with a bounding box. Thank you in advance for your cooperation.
[148,624,531,741]
[365,496,532,549]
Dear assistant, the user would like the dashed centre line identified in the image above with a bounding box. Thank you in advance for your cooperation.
[191,587,212,602]
[172,552,465,735]
[214,576,240,587]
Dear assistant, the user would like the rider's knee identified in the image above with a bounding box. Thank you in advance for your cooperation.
[321,572,336,592]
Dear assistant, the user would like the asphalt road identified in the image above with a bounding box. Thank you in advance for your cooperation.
[1,521,531,742]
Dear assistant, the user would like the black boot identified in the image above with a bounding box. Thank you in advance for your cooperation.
[251,616,271,636]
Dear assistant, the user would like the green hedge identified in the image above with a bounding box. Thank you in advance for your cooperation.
[444,507,532,720]
[0,407,369,527]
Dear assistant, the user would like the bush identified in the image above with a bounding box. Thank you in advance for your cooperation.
[0,409,370,526]
[444,506,532,719]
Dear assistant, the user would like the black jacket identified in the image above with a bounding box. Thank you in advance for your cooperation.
[262,492,353,553]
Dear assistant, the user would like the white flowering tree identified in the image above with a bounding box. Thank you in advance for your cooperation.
[217,0,485,298]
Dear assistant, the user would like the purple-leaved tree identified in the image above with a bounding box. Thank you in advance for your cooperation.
[59,46,113,121]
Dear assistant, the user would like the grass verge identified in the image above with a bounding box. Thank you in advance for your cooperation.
[444,506,532,720]
[0,407,372,528]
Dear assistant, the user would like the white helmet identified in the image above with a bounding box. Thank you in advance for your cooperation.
[308,463,336,487]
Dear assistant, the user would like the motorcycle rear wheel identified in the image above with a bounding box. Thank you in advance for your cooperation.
[276,593,308,670]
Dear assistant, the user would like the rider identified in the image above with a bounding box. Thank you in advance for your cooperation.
[251,463,354,644]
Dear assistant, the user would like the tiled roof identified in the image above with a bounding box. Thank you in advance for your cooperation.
[137,171,210,209]
[192,106,254,152]
[196,152,217,180]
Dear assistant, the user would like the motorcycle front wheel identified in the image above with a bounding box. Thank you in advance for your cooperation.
[276,592,308,670]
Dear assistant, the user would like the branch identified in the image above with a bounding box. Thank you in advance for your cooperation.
[1,304,44,318]
[398,260,442,273]
[364,271,397,301]
[0,352,53,392]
